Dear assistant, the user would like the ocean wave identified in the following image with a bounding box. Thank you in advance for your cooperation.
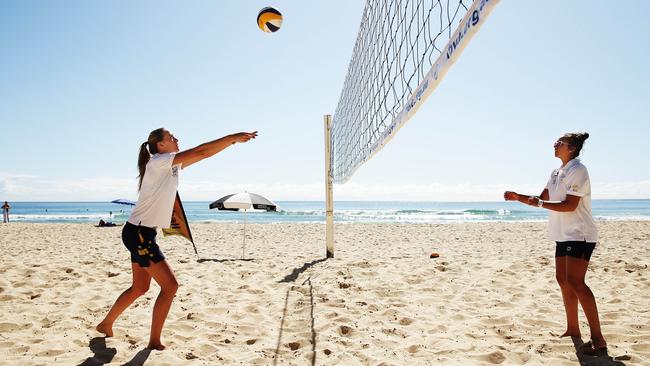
[12,214,108,221]
[593,215,650,221]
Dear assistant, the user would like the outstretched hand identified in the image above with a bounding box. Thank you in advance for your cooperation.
[503,191,519,201]
[231,131,258,144]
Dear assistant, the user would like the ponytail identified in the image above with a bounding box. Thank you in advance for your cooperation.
[137,128,165,191]
[137,142,150,191]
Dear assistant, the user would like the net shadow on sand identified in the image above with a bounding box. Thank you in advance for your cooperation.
[196,258,254,263]
[273,258,329,365]
[273,276,319,366]
[278,258,328,283]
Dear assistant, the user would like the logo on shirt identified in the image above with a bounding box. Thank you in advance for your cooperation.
[551,170,560,185]
[171,166,179,177]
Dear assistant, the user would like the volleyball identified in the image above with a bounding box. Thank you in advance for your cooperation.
[257,7,282,33]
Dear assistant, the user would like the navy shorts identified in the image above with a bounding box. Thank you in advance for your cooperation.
[122,222,165,267]
[555,241,596,261]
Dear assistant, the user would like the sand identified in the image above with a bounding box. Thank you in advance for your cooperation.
[0,221,648,365]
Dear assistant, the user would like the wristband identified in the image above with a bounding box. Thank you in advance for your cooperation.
[537,199,544,208]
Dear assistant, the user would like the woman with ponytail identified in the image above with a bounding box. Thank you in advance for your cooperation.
[96,128,257,350]
[503,132,607,355]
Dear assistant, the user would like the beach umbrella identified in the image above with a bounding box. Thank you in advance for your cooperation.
[209,192,277,259]
[111,199,136,206]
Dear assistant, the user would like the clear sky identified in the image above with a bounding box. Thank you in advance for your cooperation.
[1,1,649,202]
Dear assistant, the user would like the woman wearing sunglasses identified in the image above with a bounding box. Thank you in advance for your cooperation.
[504,132,607,355]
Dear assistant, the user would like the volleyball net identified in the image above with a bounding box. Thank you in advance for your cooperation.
[323,0,499,257]
[329,0,499,183]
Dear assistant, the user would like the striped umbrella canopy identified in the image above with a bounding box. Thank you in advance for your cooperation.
[111,198,136,206]
[209,192,277,212]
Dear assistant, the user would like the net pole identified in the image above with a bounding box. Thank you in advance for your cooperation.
[324,114,334,258]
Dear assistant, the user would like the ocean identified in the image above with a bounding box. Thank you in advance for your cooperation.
[3,200,650,224]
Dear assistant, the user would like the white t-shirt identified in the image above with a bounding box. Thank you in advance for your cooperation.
[545,158,598,242]
[128,153,181,228]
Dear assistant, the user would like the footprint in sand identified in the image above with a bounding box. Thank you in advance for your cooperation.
[36,349,66,357]
[0,322,30,332]
[399,317,413,326]
[631,343,650,352]
[476,350,507,364]
[244,305,259,314]
[338,325,353,336]
[286,341,301,350]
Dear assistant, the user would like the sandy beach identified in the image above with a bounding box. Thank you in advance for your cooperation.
[0,221,648,365]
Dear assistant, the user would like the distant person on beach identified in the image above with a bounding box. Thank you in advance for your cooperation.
[2,201,9,223]
[504,132,607,354]
[97,219,116,227]
[96,128,257,350]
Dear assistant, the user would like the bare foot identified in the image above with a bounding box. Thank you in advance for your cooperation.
[95,323,113,337]
[581,339,607,355]
[147,342,166,351]
[560,330,581,338]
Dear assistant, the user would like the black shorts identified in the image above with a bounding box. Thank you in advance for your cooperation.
[555,241,596,261]
[122,222,165,267]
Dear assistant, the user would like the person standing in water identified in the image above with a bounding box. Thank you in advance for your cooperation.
[2,201,10,223]
[504,132,607,354]
[96,128,257,350]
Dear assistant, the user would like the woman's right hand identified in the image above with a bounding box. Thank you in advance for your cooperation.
[174,131,259,169]
[504,191,519,201]
[231,131,258,144]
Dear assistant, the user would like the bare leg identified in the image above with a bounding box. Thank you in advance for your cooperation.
[555,256,581,337]
[96,263,151,337]
[143,260,179,350]
[565,257,606,350]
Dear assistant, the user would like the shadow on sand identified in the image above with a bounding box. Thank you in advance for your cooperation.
[77,337,116,366]
[278,258,328,283]
[273,258,329,365]
[197,258,254,263]
[121,348,152,366]
[78,338,153,366]
[571,337,627,366]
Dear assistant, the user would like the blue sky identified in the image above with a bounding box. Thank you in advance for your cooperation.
[1,1,649,201]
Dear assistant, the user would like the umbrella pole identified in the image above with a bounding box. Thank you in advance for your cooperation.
[242,210,247,259]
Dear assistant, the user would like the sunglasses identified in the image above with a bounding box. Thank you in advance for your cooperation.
[553,140,570,148]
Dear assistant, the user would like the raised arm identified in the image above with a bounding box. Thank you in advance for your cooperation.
[173,131,257,169]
